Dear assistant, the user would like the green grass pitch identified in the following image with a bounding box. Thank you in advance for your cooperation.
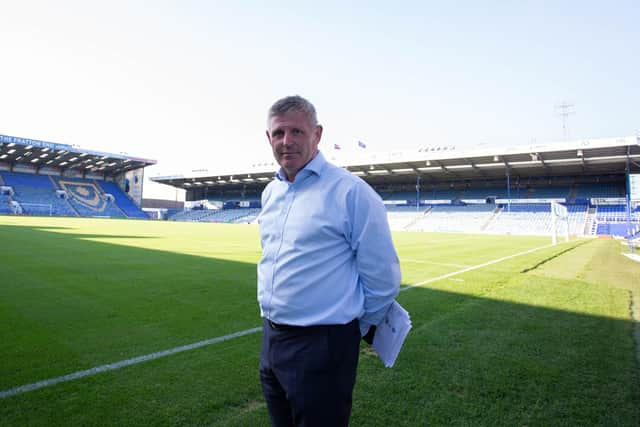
[0,216,639,426]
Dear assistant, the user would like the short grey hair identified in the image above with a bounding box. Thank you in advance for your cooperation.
[267,95,319,128]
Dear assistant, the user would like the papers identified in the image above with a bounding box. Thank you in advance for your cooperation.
[372,300,412,368]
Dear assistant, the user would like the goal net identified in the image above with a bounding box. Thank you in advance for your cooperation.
[20,203,53,216]
[550,201,569,245]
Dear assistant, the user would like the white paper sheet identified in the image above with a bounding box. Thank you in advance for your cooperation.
[372,300,412,368]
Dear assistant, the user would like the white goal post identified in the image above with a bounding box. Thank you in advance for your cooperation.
[550,201,569,245]
[19,202,53,216]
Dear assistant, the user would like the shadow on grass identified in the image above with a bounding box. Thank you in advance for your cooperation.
[0,223,638,426]
[354,277,640,426]
[0,223,260,389]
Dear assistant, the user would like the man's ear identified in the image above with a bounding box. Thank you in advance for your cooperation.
[265,129,272,144]
[314,125,323,143]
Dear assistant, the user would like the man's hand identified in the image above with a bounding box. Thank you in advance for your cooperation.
[362,325,376,345]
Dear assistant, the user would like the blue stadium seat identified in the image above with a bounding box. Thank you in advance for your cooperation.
[0,171,77,216]
[53,176,126,217]
[97,181,149,218]
[0,171,148,219]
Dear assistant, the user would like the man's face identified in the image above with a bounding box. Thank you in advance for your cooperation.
[266,110,323,182]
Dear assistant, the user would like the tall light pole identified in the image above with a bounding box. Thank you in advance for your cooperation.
[556,102,575,141]
[416,175,421,212]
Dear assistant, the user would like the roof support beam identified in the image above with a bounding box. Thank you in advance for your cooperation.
[469,160,488,178]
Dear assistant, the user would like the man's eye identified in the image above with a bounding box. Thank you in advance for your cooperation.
[292,129,303,135]
[272,131,284,138]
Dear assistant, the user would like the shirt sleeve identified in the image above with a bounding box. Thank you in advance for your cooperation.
[348,180,401,336]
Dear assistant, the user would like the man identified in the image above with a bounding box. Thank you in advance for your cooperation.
[257,95,401,426]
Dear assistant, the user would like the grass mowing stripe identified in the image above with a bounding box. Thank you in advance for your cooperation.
[400,242,558,292]
[0,240,567,400]
[0,327,262,400]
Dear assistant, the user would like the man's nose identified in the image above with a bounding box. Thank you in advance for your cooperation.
[283,132,295,145]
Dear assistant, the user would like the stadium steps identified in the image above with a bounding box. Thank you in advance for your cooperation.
[48,175,81,216]
[94,182,129,218]
[0,180,14,212]
[91,179,127,217]
[102,197,128,218]
[584,207,596,235]
[567,184,578,203]
[95,180,147,218]
[169,209,220,222]
[481,206,501,231]
[405,207,431,230]
[0,193,13,214]
[197,210,222,221]
[229,209,261,223]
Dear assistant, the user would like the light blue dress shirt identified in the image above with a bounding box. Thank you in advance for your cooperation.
[257,151,401,336]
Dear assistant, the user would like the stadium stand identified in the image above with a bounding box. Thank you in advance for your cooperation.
[459,187,511,199]
[228,208,261,223]
[386,205,425,230]
[0,171,77,216]
[150,135,640,238]
[0,171,147,218]
[96,180,148,218]
[420,189,461,200]
[168,209,217,222]
[566,204,589,235]
[166,190,634,238]
[484,203,554,235]
[574,182,624,199]
[591,204,640,237]
[408,204,496,233]
[596,205,632,221]
[52,176,125,217]
[596,222,638,237]
[372,179,631,237]
[0,193,12,214]
[384,202,592,236]
[0,134,155,219]
[521,186,571,199]
[147,173,640,238]
[167,207,262,223]
[458,185,571,200]
[4,133,634,239]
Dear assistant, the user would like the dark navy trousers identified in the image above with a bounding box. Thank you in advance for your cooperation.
[259,318,361,427]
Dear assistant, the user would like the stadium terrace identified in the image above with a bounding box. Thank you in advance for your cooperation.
[0,134,155,218]
[152,136,639,190]
[1,133,638,239]
[150,136,640,239]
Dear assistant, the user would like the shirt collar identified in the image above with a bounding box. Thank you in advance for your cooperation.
[275,151,327,182]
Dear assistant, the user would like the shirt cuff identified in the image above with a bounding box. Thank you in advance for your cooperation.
[359,302,393,336]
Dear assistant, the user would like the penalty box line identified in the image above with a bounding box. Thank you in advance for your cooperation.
[0,327,262,400]
[400,242,556,292]
[1,242,558,400]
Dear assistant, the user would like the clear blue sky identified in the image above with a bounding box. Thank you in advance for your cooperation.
[1,1,638,197]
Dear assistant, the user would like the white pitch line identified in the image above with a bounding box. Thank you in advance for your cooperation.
[0,326,262,400]
[402,259,470,268]
[400,243,556,292]
[1,242,561,400]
